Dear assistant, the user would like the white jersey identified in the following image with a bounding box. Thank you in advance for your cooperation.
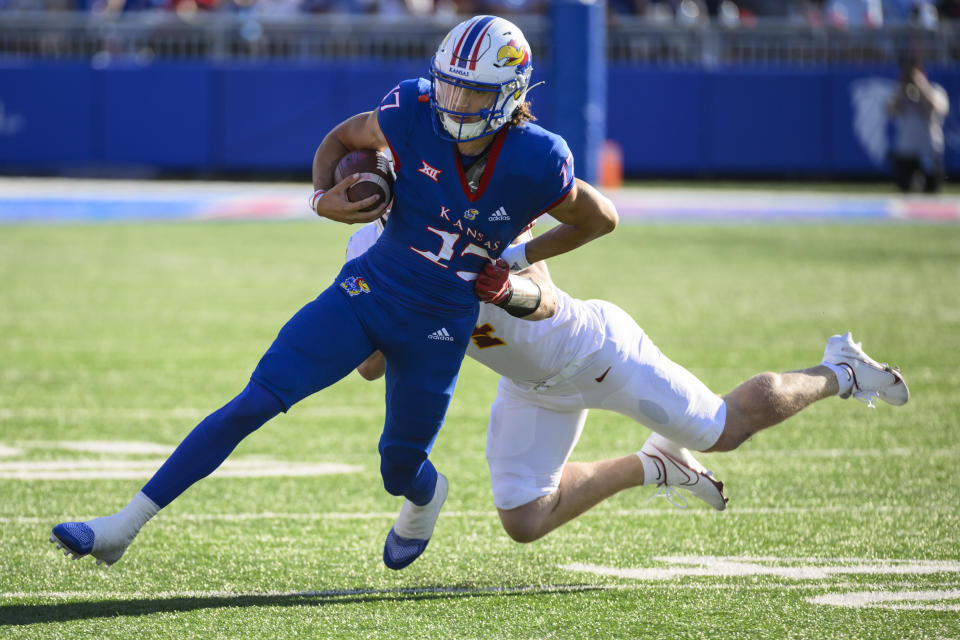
[346,221,725,511]
[344,217,386,263]
[471,293,603,385]
[346,221,604,385]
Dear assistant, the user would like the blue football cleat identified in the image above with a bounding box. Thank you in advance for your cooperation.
[382,473,448,570]
[50,522,95,559]
[50,517,129,567]
[383,528,431,570]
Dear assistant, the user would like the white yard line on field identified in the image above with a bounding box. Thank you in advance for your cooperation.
[0,503,945,526]
[0,406,389,420]
[563,558,960,581]
[0,459,361,480]
[0,432,953,459]
[807,589,960,611]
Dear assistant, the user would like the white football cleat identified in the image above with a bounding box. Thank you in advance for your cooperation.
[639,434,727,511]
[383,473,448,570]
[822,332,909,408]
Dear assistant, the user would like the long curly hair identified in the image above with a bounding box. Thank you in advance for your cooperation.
[508,101,536,127]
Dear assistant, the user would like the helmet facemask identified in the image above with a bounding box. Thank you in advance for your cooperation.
[428,16,533,143]
[430,63,529,142]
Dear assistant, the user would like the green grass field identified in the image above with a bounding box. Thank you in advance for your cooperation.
[1,219,959,639]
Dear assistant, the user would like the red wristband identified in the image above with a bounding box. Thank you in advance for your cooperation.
[309,189,326,213]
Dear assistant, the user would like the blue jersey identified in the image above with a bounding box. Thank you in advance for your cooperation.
[147,80,576,521]
[358,78,575,315]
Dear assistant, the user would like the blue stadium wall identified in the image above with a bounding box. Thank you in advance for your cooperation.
[0,60,957,177]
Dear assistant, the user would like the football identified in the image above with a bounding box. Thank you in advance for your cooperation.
[334,149,394,213]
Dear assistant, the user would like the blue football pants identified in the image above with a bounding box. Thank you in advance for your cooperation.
[142,266,473,509]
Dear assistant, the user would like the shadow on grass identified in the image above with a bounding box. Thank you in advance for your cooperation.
[0,584,611,626]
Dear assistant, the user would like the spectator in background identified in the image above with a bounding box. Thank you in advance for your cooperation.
[168,0,220,11]
[1,0,77,9]
[231,0,300,15]
[939,0,960,18]
[477,0,545,17]
[825,0,883,26]
[887,58,950,193]
[609,0,648,18]
[84,0,213,11]
[908,0,940,25]
[886,0,941,25]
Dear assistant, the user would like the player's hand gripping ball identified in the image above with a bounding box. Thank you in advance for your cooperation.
[334,150,394,214]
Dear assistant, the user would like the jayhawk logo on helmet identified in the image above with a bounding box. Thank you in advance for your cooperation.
[495,40,529,69]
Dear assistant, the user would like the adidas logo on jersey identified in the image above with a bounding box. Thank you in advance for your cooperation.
[427,327,455,341]
[488,206,510,222]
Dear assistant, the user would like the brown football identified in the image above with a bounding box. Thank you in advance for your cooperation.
[334,149,394,213]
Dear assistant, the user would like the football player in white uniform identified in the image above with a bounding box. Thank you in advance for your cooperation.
[347,218,909,546]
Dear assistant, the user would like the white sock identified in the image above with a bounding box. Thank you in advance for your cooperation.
[90,491,159,553]
[394,474,448,540]
[81,492,159,564]
[124,491,160,528]
[637,449,665,486]
[822,362,854,396]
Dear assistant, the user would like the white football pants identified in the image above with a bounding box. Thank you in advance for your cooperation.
[486,300,726,510]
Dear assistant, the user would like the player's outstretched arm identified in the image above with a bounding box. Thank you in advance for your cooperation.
[502,231,558,320]
[475,258,558,321]
[475,230,558,320]
[311,111,390,224]
[515,179,618,266]
[513,260,557,321]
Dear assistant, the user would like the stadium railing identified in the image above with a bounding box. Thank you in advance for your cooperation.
[0,12,955,66]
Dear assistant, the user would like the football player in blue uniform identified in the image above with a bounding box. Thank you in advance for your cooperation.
[49,15,619,570]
